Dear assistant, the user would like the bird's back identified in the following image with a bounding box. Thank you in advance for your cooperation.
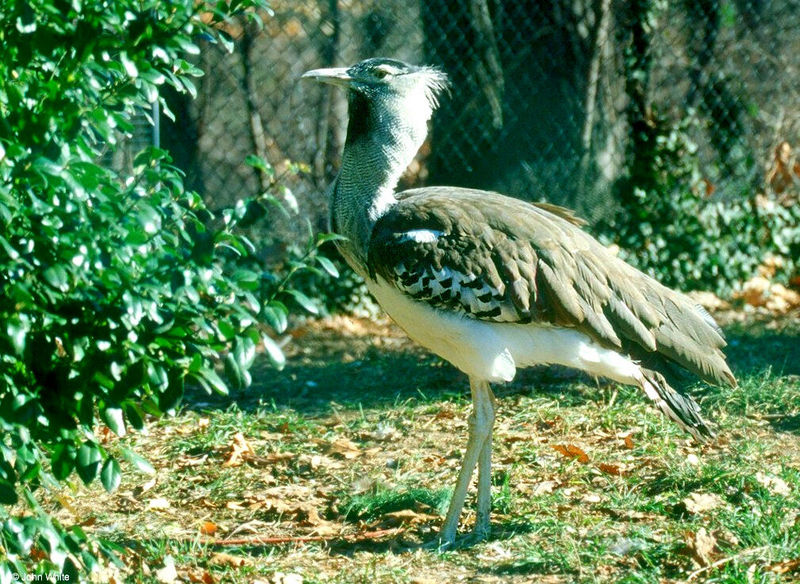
[368,186,735,388]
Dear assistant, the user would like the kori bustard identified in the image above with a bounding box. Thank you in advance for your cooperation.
[302,58,735,548]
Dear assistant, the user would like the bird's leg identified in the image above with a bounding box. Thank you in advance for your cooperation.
[473,385,496,540]
[437,377,495,548]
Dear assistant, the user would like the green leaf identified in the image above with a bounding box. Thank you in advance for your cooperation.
[286,289,319,315]
[316,232,347,244]
[123,402,145,431]
[234,336,256,370]
[0,479,17,505]
[76,442,103,485]
[100,407,126,437]
[78,392,94,426]
[6,320,27,355]
[121,448,155,476]
[233,269,260,290]
[50,443,77,480]
[100,458,122,493]
[120,52,138,77]
[224,352,247,389]
[244,154,272,174]
[196,366,229,395]
[43,265,69,291]
[263,302,288,333]
[147,363,169,390]
[157,373,184,412]
[217,30,234,52]
[261,333,286,370]
[316,255,339,278]
[217,319,236,340]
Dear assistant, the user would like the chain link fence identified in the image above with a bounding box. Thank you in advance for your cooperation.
[156,0,799,244]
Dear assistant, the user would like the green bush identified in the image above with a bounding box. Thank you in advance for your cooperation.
[0,0,332,578]
[602,111,800,296]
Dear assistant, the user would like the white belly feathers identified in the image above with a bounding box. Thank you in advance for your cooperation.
[367,277,643,386]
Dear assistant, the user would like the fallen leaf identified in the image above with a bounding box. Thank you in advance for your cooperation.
[382,509,439,526]
[271,573,303,584]
[552,444,590,464]
[685,527,718,566]
[737,276,771,306]
[237,488,323,524]
[225,519,272,538]
[148,497,171,511]
[137,476,158,494]
[767,284,800,313]
[209,552,250,568]
[89,563,126,584]
[501,431,530,445]
[609,536,647,556]
[187,569,215,584]
[155,555,178,584]
[351,476,377,494]
[361,422,401,442]
[223,432,255,467]
[179,454,209,467]
[327,437,361,459]
[263,451,297,464]
[682,492,725,515]
[433,408,455,421]
[307,521,340,537]
[687,290,731,311]
[597,462,626,476]
[602,508,664,522]
[733,277,800,313]
[529,480,558,495]
[755,472,791,496]
[766,558,800,575]
[80,515,97,527]
[422,455,446,465]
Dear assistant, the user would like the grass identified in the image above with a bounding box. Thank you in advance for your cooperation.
[36,313,800,582]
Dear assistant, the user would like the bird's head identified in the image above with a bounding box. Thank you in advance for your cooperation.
[303,58,450,137]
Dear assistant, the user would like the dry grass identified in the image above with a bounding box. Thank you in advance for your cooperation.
[43,313,800,583]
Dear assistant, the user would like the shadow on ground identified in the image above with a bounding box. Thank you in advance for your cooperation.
[183,318,601,415]
[724,319,800,376]
[183,315,800,420]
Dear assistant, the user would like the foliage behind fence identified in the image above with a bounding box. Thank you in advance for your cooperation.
[161,1,799,231]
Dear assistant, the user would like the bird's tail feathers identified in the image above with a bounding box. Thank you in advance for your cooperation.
[640,369,715,442]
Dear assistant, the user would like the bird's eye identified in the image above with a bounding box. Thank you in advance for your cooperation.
[374,68,392,79]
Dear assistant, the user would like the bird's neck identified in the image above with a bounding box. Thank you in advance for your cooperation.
[330,91,432,272]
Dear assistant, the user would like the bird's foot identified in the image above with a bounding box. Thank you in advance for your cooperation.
[471,519,491,542]
[421,537,454,552]
[421,525,489,552]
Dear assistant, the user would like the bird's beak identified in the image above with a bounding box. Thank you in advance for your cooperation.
[301,67,353,87]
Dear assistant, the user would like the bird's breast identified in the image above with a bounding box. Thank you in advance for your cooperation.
[365,277,643,387]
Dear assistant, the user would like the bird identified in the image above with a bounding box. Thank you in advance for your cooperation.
[302,57,736,548]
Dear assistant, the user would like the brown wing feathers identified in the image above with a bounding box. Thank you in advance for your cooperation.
[368,187,735,388]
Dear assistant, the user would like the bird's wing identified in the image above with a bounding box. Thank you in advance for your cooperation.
[368,187,735,387]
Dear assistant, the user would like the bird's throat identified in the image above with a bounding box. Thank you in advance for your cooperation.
[330,91,431,272]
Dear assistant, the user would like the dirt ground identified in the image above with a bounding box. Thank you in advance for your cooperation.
[47,310,800,583]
